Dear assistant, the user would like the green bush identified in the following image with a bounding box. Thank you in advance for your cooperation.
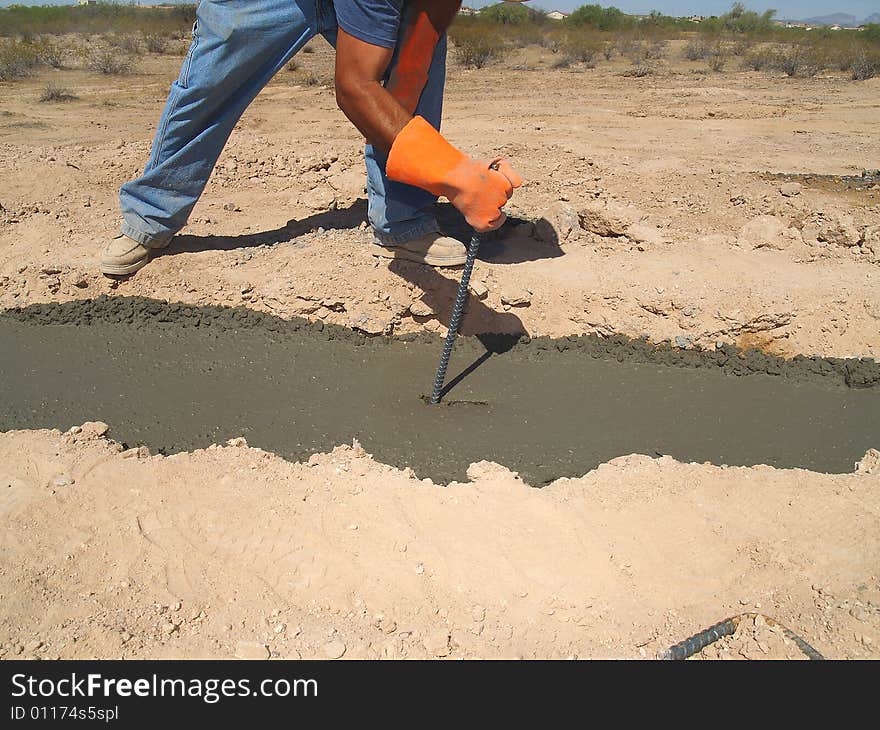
[566,5,632,32]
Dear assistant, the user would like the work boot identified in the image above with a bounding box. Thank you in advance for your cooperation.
[370,232,467,267]
[100,234,168,276]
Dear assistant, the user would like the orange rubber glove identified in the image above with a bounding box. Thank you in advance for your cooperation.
[386,116,522,232]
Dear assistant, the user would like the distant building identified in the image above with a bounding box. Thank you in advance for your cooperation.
[78,0,98,5]
[458,6,480,15]
[546,11,570,21]
[689,15,704,23]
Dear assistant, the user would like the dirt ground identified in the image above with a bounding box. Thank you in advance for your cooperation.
[1,39,878,659]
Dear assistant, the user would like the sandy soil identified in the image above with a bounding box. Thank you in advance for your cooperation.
[1,39,879,659]
[0,39,878,356]
[1,426,878,660]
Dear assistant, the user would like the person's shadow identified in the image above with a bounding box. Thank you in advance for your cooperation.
[152,199,567,400]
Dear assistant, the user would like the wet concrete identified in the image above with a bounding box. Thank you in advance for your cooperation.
[762,171,880,204]
[1,297,878,485]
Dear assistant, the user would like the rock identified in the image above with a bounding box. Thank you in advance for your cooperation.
[409,299,435,318]
[222,202,239,212]
[627,223,666,247]
[50,474,74,488]
[737,215,789,249]
[226,437,248,448]
[235,641,270,660]
[323,639,346,659]
[500,287,531,307]
[779,182,802,197]
[79,421,109,439]
[378,616,397,634]
[327,168,365,199]
[578,200,643,237]
[534,202,581,243]
[856,448,880,475]
[23,639,42,653]
[674,335,693,349]
[299,187,337,212]
[860,225,879,257]
[423,629,450,657]
[469,280,488,300]
[818,213,861,247]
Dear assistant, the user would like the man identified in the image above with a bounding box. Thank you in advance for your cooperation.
[101,0,525,276]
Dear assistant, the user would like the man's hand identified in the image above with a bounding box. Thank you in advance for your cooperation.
[386,117,522,232]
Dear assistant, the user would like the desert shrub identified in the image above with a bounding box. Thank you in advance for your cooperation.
[643,39,667,60]
[683,38,710,60]
[850,51,879,80]
[730,38,754,56]
[709,55,726,72]
[35,37,69,68]
[741,48,775,70]
[563,33,602,63]
[86,47,136,75]
[287,59,299,72]
[602,41,615,60]
[107,34,141,55]
[550,56,571,69]
[622,62,654,77]
[775,45,824,78]
[0,4,196,38]
[613,33,640,57]
[145,34,169,54]
[539,32,564,54]
[862,24,880,45]
[451,30,505,69]
[0,38,40,80]
[39,82,77,102]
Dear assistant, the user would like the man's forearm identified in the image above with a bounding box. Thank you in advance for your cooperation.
[335,73,410,154]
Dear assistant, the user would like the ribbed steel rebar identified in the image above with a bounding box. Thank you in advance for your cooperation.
[658,613,825,660]
[429,234,481,405]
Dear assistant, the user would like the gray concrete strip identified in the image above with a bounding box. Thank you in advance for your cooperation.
[1,297,878,485]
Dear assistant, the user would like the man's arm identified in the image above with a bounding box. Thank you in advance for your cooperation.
[333,8,522,232]
[334,28,408,155]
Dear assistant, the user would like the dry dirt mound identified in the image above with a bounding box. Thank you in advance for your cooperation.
[1,426,878,660]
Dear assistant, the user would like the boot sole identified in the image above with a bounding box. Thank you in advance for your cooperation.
[370,243,466,267]
[101,255,149,277]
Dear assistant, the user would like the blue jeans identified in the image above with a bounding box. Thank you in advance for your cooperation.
[118,0,444,248]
